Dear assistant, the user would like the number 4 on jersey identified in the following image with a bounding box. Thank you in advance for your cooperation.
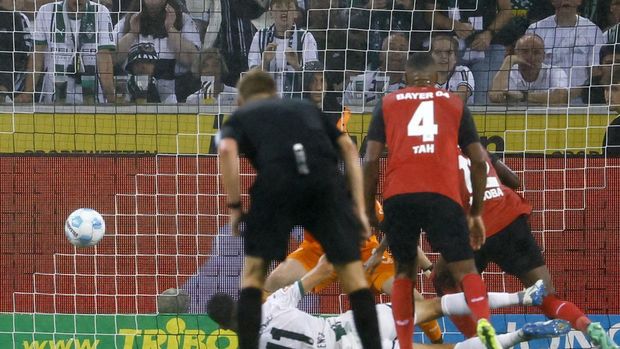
[407,100,438,142]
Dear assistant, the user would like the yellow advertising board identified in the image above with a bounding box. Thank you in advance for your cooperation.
[0,112,613,155]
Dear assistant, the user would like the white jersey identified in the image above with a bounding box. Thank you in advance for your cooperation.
[343,70,406,110]
[526,15,604,87]
[247,26,319,93]
[260,282,336,349]
[261,282,400,349]
[33,1,115,103]
[508,63,569,91]
[436,65,475,104]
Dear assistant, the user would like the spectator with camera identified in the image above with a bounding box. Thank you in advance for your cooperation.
[526,0,604,100]
[115,0,201,103]
[430,34,475,104]
[248,0,319,95]
[342,33,407,108]
[489,34,569,105]
[28,0,115,104]
[185,48,237,105]
[123,42,177,103]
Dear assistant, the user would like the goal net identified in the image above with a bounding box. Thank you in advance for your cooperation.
[0,0,619,348]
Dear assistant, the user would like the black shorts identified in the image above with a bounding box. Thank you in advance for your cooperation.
[243,173,361,264]
[382,193,473,264]
[475,215,545,276]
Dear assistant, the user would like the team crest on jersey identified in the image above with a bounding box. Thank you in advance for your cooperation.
[85,22,95,40]
[317,332,326,348]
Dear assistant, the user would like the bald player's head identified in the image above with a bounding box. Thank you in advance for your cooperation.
[405,52,438,87]
[514,34,546,69]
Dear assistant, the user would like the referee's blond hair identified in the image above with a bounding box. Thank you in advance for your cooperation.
[237,69,277,104]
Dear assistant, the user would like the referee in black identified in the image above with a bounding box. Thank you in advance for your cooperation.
[218,69,382,349]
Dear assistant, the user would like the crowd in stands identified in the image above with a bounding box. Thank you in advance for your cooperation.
[2,0,620,145]
[1,0,620,107]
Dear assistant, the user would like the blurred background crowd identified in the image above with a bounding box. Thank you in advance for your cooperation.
[2,0,620,109]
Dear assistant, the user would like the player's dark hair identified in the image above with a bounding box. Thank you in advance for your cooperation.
[406,52,436,71]
[237,69,277,101]
[207,292,237,330]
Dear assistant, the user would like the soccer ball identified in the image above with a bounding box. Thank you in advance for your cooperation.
[64,208,106,247]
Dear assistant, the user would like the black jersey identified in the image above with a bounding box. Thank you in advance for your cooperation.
[220,98,343,176]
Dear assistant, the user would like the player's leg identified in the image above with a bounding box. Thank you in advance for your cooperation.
[422,194,496,346]
[431,257,478,337]
[414,290,444,344]
[239,185,296,349]
[452,320,571,349]
[382,194,427,349]
[238,256,269,349]
[306,184,382,349]
[413,281,545,325]
[492,216,618,349]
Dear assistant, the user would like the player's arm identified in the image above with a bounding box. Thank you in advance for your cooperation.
[488,152,520,189]
[337,133,370,237]
[459,106,487,249]
[299,255,335,293]
[363,100,386,228]
[217,121,243,235]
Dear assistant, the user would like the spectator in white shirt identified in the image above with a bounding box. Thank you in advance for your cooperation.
[185,48,237,105]
[342,33,408,108]
[430,35,475,104]
[526,0,605,91]
[30,0,116,104]
[489,34,569,105]
[248,0,319,94]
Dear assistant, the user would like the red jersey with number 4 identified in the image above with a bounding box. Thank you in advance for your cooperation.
[458,153,533,237]
[382,86,464,204]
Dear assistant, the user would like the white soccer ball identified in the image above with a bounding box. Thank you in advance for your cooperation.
[64,208,106,247]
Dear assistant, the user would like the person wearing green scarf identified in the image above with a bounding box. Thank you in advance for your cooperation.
[26,0,116,104]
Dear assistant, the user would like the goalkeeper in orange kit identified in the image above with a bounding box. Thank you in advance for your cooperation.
[264,200,444,344]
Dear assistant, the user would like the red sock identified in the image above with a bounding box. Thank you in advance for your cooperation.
[540,294,591,332]
[392,278,414,349]
[433,273,477,337]
[460,273,490,321]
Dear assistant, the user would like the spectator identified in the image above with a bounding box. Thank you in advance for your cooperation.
[342,33,408,107]
[489,34,569,105]
[185,48,237,105]
[603,0,620,42]
[115,0,201,103]
[603,66,620,156]
[28,0,115,104]
[580,43,620,104]
[157,288,191,313]
[248,0,319,94]
[526,0,604,95]
[348,0,393,70]
[0,0,33,103]
[124,42,177,103]
[430,35,475,104]
[425,0,513,104]
[492,0,555,51]
[216,0,265,86]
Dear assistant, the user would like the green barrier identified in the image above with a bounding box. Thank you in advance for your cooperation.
[0,112,613,155]
[0,313,237,349]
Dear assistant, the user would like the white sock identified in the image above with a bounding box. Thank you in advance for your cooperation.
[440,292,521,316]
[453,331,524,349]
[488,292,521,308]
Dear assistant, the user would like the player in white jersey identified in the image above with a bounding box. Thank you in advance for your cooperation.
[207,256,571,349]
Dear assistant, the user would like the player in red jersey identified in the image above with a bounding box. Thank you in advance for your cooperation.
[431,151,619,349]
[363,52,499,349]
